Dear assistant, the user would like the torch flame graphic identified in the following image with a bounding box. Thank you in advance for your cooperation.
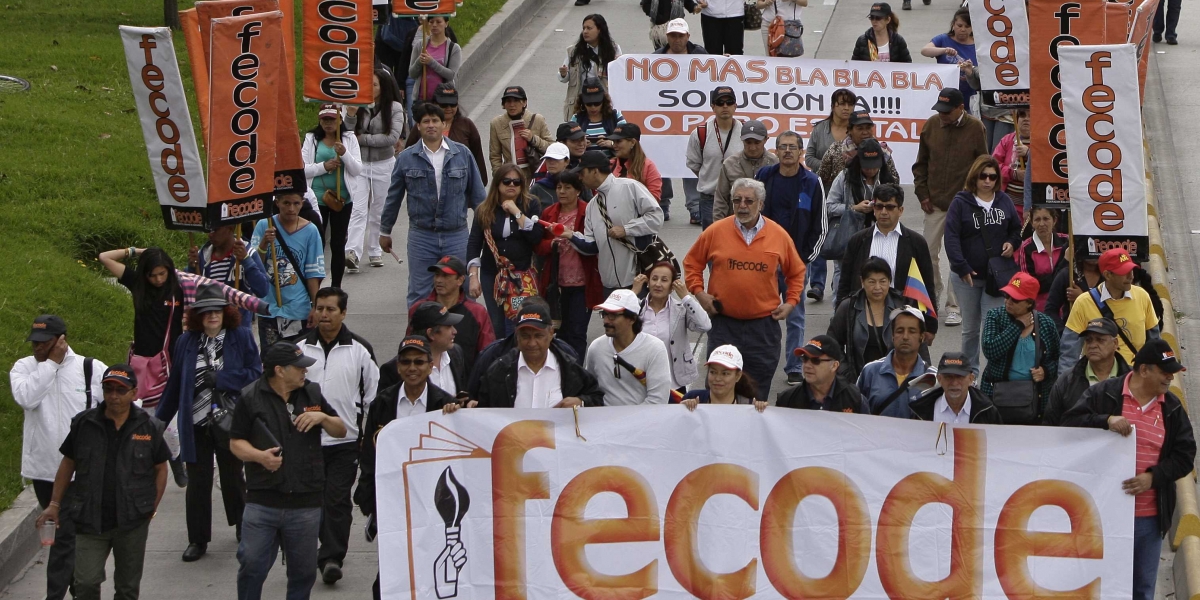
[433,466,469,598]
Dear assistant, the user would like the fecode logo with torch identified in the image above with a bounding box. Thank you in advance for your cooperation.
[207,12,281,227]
[375,408,1136,599]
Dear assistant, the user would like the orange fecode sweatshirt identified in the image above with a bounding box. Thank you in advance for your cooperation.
[683,216,807,320]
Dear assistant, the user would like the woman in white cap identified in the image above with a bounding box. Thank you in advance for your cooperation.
[302,103,365,287]
[610,123,663,202]
[529,142,573,208]
[680,345,766,410]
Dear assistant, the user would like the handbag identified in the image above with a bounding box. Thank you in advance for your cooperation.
[129,301,174,404]
[200,344,236,450]
[595,191,680,276]
[817,182,863,260]
[483,226,540,321]
[322,165,347,212]
[743,1,763,30]
[972,204,1018,297]
[990,324,1043,425]
[767,0,804,57]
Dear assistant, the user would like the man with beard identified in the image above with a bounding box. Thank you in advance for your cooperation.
[583,290,672,405]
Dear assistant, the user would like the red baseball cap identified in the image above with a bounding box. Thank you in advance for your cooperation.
[1098,248,1137,275]
[1000,272,1040,302]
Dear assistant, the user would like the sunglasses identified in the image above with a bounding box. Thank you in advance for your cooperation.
[978,172,999,181]
[712,100,736,107]
[868,15,886,20]
[873,203,900,211]
[799,355,835,363]
[398,358,430,366]
[584,102,602,107]
[500,178,523,187]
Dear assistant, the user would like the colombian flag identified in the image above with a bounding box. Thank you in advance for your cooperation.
[902,261,937,319]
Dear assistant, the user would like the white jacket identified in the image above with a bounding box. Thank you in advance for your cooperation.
[302,131,368,212]
[299,328,380,446]
[702,0,745,18]
[639,295,712,388]
[10,348,106,481]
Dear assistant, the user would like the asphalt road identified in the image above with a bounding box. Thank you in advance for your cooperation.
[5,0,1196,597]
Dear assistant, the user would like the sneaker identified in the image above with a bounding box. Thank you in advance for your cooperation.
[322,562,344,585]
[345,251,360,273]
[369,255,384,267]
[903,0,912,8]
[945,310,962,327]
[787,372,804,385]
[806,285,824,302]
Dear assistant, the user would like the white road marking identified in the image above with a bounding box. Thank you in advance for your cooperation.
[469,0,576,119]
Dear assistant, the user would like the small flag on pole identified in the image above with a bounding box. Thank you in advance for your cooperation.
[902,260,937,319]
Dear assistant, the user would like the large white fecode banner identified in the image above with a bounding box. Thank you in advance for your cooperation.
[376,406,1134,599]
[607,55,959,183]
[119,26,208,231]
[1060,44,1149,261]
[967,0,1031,108]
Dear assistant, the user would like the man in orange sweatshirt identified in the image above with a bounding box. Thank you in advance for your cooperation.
[684,177,806,401]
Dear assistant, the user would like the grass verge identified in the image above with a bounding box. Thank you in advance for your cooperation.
[0,0,506,513]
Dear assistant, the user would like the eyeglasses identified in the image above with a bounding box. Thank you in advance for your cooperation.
[102,384,131,393]
[398,359,430,366]
[978,172,999,181]
[500,178,522,187]
[873,203,900,212]
[732,197,757,206]
[712,100,736,107]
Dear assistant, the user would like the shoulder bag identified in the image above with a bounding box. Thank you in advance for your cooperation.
[1088,287,1140,353]
[971,204,1018,297]
[990,322,1043,425]
[483,225,540,320]
[201,338,236,450]
[767,0,804,57]
[595,191,679,276]
[129,300,175,405]
[743,0,763,30]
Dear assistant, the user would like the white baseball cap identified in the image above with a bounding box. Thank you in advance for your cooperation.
[666,18,689,35]
[543,142,570,161]
[595,289,641,314]
[706,345,743,370]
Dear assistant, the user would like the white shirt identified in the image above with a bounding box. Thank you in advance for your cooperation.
[934,394,973,425]
[430,351,456,397]
[736,215,765,246]
[642,303,672,348]
[515,351,563,409]
[395,382,429,418]
[1098,283,1129,302]
[975,195,995,211]
[870,225,902,279]
[423,138,449,197]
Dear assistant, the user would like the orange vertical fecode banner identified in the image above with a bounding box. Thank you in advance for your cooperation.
[179,9,211,147]
[1128,0,1160,102]
[302,0,374,104]
[391,0,458,15]
[1105,1,1132,44]
[1028,0,1107,209]
[207,11,281,227]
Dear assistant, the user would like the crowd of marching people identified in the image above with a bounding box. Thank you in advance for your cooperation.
[8,3,1193,600]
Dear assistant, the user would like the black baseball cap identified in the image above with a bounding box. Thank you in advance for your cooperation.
[794,335,845,362]
[101,364,138,389]
[434,83,459,105]
[578,150,611,170]
[1134,338,1187,373]
[849,109,874,126]
[869,2,893,17]
[398,335,433,357]
[858,139,885,170]
[501,85,527,100]
[607,123,641,141]
[411,301,464,334]
[264,341,317,369]
[932,87,965,112]
[27,314,66,342]
[937,352,972,376]
[515,304,553,330]
[427,255,466,276]
[557,121,586,141]
[1083,317,1120,337]
[711,86,736,104]
[580,79,606,105]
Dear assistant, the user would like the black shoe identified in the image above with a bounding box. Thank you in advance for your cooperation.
[922,0,930,5]
[1168,38,1178,45]
[322,562,344,584]
[902,0,912,9]
[806,285,824,302]
[787,372,804,385]
[1153,32,1163,43]
[574,0,589,5]
[182,543,207,562]
[169,458,188,488]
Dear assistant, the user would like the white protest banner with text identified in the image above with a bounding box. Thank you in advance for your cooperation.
[968,0,1031,107]
[607,55,959,182]
[1061,44,1149,260]
[376,406,1134,599]
[120,26,208,231]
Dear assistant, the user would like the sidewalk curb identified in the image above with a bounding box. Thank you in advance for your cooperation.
[456,0,554,93]
[0,487,41,590]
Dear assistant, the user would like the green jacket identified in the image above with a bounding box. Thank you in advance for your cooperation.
[980,307,1060,418]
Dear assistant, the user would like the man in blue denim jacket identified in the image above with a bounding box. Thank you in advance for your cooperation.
[380,105,486,308]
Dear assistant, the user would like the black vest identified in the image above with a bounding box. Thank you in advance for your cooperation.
[239,379,328,496]
[66,405,162,532]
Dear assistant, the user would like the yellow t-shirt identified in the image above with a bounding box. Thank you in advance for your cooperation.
[1065,285,1159,364]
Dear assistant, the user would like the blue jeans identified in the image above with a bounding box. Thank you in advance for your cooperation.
[951,275,1006,375]
[407,227,468,308]
[780,269,809,375]
[699,193,715,229]
[1133,516,1163,600]
[809,258,827,293]
[237,504,321,600]
[683,178,700,220]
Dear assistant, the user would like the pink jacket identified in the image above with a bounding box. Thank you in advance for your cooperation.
[612,156,663,201]
[993,133,1023,192]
